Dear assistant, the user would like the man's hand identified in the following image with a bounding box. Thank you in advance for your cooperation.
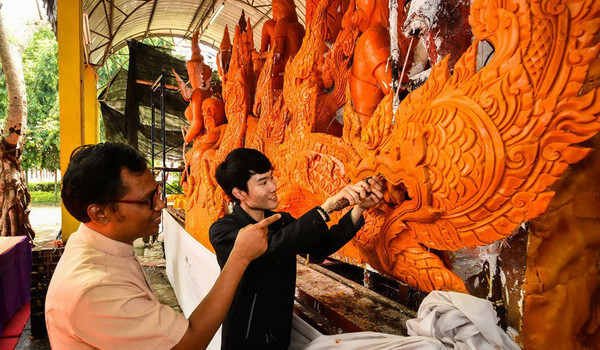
[357,176,384,210]
[321,177,384,213]
[319,177,385,225]
[230,214,281,264]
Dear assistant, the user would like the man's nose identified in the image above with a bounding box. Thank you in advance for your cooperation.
[269,179,278,192]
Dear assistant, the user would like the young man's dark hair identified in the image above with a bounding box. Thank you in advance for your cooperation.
[61,142,148,222]
[215,148,272,204]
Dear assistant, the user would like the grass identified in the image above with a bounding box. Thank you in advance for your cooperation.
[30,191,60,206]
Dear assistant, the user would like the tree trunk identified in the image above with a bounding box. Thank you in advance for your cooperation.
[0,4,35,241]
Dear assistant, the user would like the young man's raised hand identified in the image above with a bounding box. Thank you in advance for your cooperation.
[320,177,385,225]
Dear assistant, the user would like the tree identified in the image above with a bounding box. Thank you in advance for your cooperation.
[0,3,39,239]
[21,23,59,196]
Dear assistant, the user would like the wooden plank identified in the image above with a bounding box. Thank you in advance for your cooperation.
[295,258,416,336]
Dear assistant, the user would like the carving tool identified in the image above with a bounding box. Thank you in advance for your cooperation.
[327,174,384,213]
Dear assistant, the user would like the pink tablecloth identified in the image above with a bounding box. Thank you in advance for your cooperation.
[0,236,31,335]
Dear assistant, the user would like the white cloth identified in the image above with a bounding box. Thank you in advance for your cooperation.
[289,314,324,350]
[46,223,188,350]
[163,210,222,349]
[300,291,518,350]
[301,332,444,349]
[406,291,520,350]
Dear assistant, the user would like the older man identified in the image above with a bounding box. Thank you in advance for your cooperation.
[46,142,279,349]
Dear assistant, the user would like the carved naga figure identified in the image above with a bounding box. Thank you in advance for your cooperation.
[281,0,358,136]
[217,17,256,163]
[260,0,305,90]
[342,0,600,295]
[184,2,600,342]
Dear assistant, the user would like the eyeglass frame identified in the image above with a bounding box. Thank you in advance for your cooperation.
[113,183,163,210]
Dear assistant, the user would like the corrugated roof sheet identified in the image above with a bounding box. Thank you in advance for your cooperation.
[43,0,308,66]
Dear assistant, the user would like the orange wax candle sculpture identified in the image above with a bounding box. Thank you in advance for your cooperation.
[177,0,600,346]
[260,0,305,90]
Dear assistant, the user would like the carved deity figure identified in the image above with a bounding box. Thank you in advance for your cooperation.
[305,0,350,43]
[174,31,213,144]
[260,0,305,90]
[349,0,412,120]
[181,97,226,197]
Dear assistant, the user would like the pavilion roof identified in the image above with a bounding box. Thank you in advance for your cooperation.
[43,0,308,66]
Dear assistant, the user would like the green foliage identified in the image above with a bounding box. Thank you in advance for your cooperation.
[19,24,60,172]
[97,46,129,92]
[166,171,183,195]
[28,181,57,192]
[29,190,60,205]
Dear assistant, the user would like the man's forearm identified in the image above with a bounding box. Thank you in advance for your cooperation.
[173,255,249,349]
[350,206,365,225]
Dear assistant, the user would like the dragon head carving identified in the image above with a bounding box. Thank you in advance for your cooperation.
[345,0,600,292]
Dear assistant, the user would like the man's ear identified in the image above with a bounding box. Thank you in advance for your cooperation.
[87,204,111,225]
[232,188,246,202]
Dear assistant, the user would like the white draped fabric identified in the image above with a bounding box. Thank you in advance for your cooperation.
[406,291,520,350]
[163,210,222,349]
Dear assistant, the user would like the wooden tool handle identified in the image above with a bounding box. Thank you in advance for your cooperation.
[327,198,350,213]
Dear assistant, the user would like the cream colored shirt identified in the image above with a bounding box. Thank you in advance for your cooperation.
[46,224,188,349]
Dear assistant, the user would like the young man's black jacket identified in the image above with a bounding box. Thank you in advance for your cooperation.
[209,204,364,350]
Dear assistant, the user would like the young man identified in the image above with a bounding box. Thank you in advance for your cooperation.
[46,143,279,349]
[210,148,384,349]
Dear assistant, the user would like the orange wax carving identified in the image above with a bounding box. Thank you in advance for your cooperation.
[174,31,213,144]
[184,14,257,249]
[217,25,232,83]
[260,0,305,90]
[349,0,412,120]
[181,0,600,323]
[306,0,349,43]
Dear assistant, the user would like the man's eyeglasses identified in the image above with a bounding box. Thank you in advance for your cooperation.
[114,184,163,210]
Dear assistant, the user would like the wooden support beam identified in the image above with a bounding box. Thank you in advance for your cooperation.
[84,66,99,144]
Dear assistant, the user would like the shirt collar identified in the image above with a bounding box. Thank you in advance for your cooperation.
[76,223,135,258]
[232,204,276,226]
